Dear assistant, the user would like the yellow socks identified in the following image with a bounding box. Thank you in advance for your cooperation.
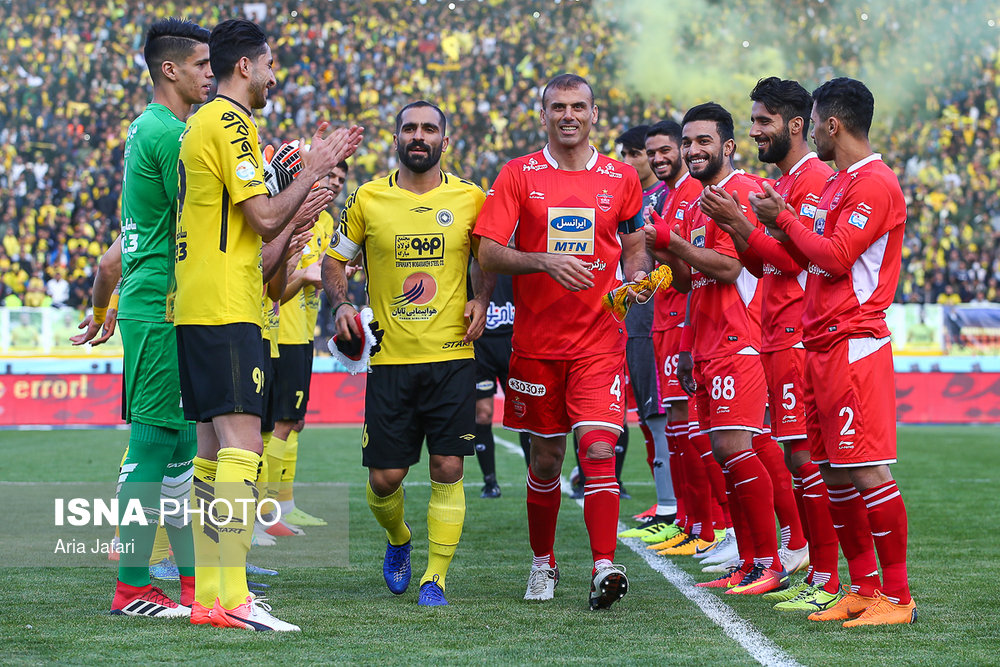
[256,432,272,505]
[267,434,287,507]
[278,431,298,507]
[366,481,411,546]
[421,478,466,590]
[215,447,261,609]
[191,456,219,608]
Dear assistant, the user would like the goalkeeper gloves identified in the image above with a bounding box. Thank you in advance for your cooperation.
[263,140,303,196]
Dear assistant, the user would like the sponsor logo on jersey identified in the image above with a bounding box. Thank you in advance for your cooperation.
[486,188,495,197]
[529,190,545,200]
[547,207,595,254]
[508,378,546,396]
[395,234,444,265]
[691,225,706,248]
[848,211,869,229]
[800,203,817,218]
[235,160,256,181]
[486,302,515,328]
[808,263,832,278]
[476,380,496,392]
[442,340,472,349]
[813,210,827,235]
[410,206,432,213]
[583,258,606,272]
[523,158,548,172]
[436,209,454,227]
[391,272,439,320]
[596,162,623,179]
[596,190,613,212]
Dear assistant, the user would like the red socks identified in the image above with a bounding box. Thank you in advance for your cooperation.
[752,432,806,551]
[579,430,620,563]
[827,483,881,596]
[862,480,911,604]
[526,468,561,567]
[723,449,780,569]
[798,462,841,593]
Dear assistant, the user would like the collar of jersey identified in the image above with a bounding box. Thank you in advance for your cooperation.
[715,169,745,189]
[847,153,882,173]
[387,169,447,194]
[542,144,599,171]
[215,94,253,119]
[786,152,818,176]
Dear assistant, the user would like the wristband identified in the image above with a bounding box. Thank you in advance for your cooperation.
[93,306,108,325]
[109,293,119,310]
[653,223,672,251]
[332,301,354,316]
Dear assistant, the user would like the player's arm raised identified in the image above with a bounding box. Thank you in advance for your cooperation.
[240,124,362,242]
[644,207,691,292]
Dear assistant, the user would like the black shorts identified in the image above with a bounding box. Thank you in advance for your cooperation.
[176,323,266,423]
[260,340,276,433]
[626,335,664,421]
[474,334,513,400]
[363,359,476,469]
[273,343,312,422]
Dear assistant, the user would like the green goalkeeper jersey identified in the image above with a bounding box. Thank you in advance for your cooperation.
[118,103,185,323]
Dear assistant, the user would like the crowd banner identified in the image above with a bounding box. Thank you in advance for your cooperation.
[2,371,998,427]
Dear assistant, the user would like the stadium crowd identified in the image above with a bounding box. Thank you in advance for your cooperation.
[0,0,998,316]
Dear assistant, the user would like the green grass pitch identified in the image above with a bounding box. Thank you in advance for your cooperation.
[1,425,997,665]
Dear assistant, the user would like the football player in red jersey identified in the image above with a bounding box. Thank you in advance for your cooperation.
[475,74,651,610]
[642,121,734,564]
[750,77,915,627]
[649,102,786,595]
[700,77,842,612]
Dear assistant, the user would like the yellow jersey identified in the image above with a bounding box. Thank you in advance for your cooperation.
[261,291,280,357]
[278,210,334,345]
[174,97,270,327]
[326,171,485,365]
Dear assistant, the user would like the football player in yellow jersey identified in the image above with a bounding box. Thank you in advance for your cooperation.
[323,101,494,606]
[173,18,362,632]
[272,161,350,529]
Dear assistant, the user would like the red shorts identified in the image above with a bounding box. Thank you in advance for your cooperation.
[504,350,626,437]
[803,337,896,467]
[653,326,688,406]
[692,354,766,434]
[761,347,808,442]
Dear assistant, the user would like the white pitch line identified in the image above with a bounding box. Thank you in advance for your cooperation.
[496,435,802,667]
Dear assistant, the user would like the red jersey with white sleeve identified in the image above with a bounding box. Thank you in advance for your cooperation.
[682,170,763,362]
[746,154,834,352]
[474,146,643,360]
[774,154,905,351]
[652,172,703,333]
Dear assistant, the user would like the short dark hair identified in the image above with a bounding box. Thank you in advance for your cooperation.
[750,76,812,135]
[144,19,209,84]
[541,73,594,107]
[335,160,349,173]
[209,19,268,83]
[812,77,874,137]
[394,100,447,135]
[616,125,650,152]
[681,102,735,143]
[645,120,682,146]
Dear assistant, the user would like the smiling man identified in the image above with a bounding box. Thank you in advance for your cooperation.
[648,102,786,595]
[474,73,650,610]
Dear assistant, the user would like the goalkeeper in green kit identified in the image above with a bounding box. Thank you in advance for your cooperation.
[73,18,213,618]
